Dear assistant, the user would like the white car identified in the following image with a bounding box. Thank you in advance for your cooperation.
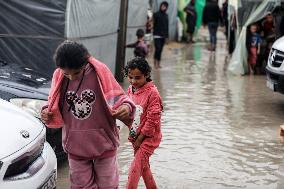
[0,99,57,189]
[266,36,284,94]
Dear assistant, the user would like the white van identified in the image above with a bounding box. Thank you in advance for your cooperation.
[266,36,284,94]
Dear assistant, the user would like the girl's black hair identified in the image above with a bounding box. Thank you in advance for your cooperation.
[124,57,152,82]
[53,40,90,69]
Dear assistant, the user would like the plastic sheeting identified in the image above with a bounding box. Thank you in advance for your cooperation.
[195,0,206,29]
[0,0,149,76]
[66,0,120,73]
[228,0,280,75]
[0,0,66,77]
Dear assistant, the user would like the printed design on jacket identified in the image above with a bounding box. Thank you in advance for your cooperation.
[65,89,96,120]
[130,105,143,138]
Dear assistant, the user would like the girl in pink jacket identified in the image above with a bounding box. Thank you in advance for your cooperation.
[41,41,135,189]
[124,57,163,189]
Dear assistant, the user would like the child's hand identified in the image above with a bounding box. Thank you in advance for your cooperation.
[40,108,53,123]
[133,133,145,150]
[112,104,130,121]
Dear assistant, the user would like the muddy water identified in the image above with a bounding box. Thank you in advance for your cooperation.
[57,40,284,189]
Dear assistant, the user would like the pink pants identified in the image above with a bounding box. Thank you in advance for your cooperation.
[68,154,119,189]
[126,148,157,189]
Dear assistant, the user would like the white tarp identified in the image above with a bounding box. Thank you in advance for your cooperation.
[66,0,149,73]
[228,0,281,75]
[66,0,121,73]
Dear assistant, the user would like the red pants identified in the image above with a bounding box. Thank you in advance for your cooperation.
[126,148,157,189]
[248,47,257,66]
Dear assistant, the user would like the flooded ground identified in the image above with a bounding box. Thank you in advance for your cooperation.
[57,32,284,189]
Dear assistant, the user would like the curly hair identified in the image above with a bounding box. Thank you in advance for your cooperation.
[53,40,90,69]
[124,57,152,82]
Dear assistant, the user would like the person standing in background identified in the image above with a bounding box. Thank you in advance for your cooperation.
[153,1,169,69]
[184,0,197,43]
[221,0,228,39]
[203,0,221,51]
[247,24,261,75]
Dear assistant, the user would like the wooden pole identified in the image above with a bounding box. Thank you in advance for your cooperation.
[115,0,129,82]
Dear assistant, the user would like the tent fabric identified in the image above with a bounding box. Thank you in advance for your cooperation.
[0,0,66,77]
[195,0,206,30]
[0,0,149,77]
[66,0,121,73]
[228,0,280,75]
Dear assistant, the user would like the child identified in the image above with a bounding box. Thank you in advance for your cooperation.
[247,24,261,74]
[124,57,163,189]
[126,29,149,58]
[41,40,135,189]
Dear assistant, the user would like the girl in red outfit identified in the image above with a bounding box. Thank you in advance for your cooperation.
[124,57,163,189]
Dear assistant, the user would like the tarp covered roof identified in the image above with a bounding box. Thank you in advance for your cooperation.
[0,0,148,84]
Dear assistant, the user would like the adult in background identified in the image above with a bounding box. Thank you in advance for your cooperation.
[153,1,169,69]
[221,0,228,39]
[184,0,197,43]
[203,0,221,51]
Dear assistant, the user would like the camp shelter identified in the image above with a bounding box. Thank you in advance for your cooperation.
[228,0,284,75]
[0,0,148,79]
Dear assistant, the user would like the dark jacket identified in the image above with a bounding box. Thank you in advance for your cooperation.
[153,10,169,38]
[203,1,221,24]
[184,3,197,33]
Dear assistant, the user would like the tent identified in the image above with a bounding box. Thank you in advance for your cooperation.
[0,0,148,79]
[228,0,283,75]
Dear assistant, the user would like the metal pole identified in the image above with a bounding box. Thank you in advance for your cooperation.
[115,0,129,82]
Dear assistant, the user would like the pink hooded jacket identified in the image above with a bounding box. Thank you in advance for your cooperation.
[127,81,163,153]
[45,56,135,128]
